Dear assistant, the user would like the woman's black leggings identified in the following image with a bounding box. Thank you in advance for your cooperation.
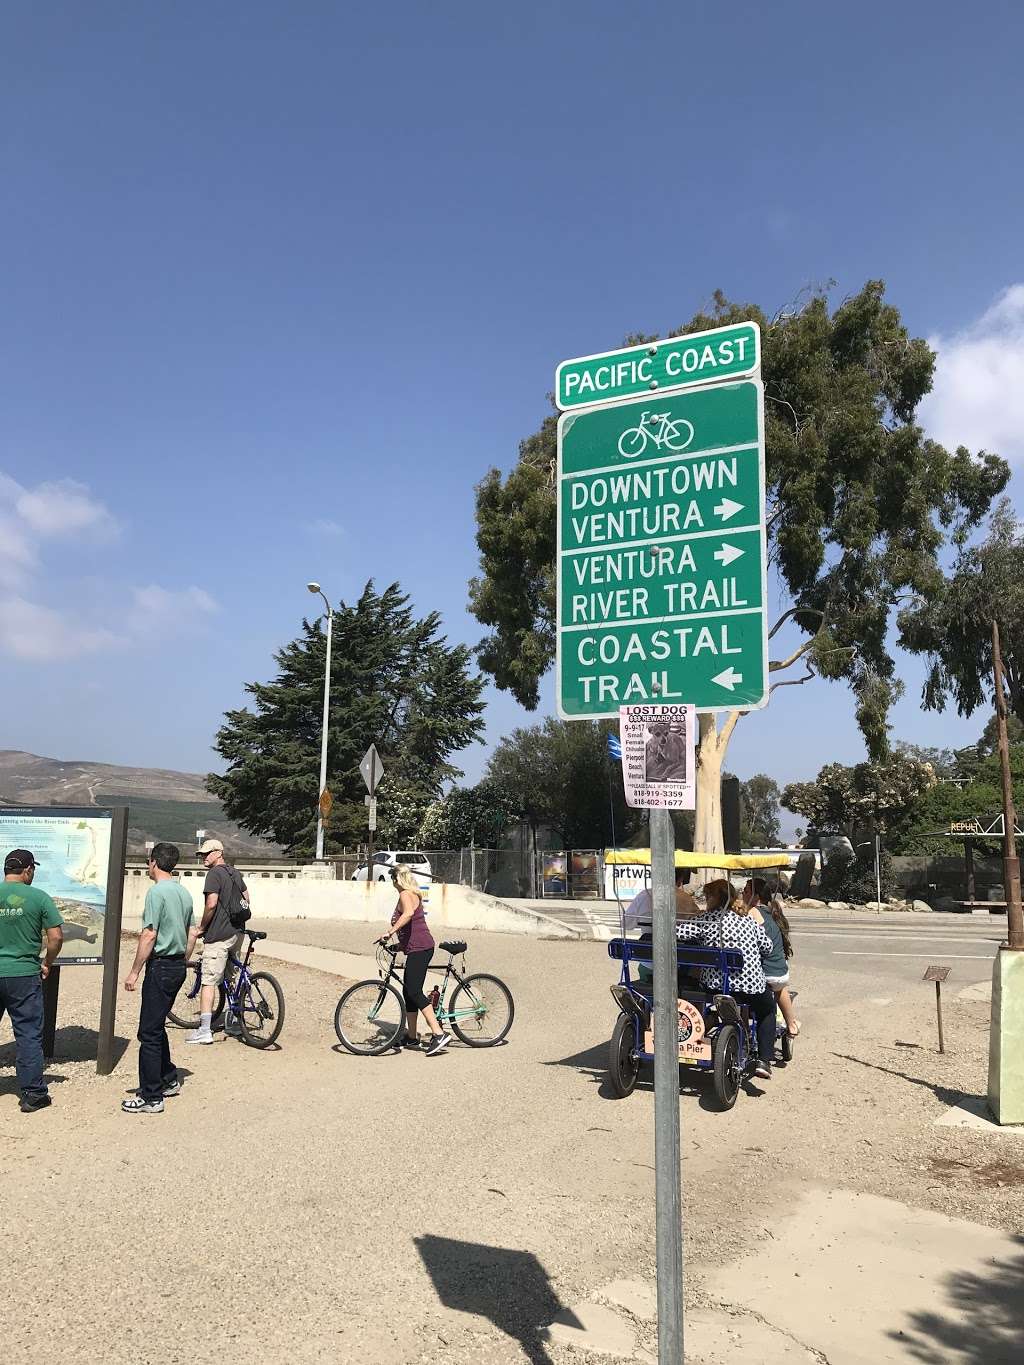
[403,949,434,1011]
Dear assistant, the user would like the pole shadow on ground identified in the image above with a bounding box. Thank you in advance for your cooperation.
[414,1234,578,1365]
[891,1241,1024,1363]
[831,1051,983,1111]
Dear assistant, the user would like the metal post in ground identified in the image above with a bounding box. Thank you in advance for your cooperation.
[875,833,881,908]
[992,621,1023,948]
[42,964,61,1059]
[650,806,682,1362]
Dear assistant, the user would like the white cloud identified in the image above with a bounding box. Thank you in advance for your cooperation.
[131,584,219,620]
[309,518,345,537]
[0,473,116,588]
[15,478,116,538]
[0,472,220,661]
[0,595,118,661]
[919,285,1024,464]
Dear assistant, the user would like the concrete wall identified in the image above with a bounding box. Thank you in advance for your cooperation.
[121,868,578,939]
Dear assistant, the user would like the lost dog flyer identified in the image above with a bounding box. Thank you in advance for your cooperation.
[618,704,696,811]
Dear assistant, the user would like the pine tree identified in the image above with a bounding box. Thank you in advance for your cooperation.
[208,582,485,855]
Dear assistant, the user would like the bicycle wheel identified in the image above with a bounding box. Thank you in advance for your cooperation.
[664,417,694,451]
[334,980,406,1056]
[237,972,285,1049]
[607,1011,640,1098]
[617,426,647,459]
[168,966,225,1030]
[448,973,514,1047]
[712,1024,741,1111]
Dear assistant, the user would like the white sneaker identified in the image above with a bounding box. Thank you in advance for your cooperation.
[185,1030,214,1045]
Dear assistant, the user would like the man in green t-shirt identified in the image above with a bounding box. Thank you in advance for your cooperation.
[121,841,196,1114]
[0,849,64,1113]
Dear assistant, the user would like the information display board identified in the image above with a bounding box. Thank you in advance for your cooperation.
[0,806,115,964]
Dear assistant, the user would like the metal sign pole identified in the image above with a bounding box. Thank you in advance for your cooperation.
[650,806,683,1362]
[96,806,129,1076]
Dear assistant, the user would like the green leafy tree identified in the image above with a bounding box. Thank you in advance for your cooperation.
[483,718,646,850]
[820,845,897,903]
[470,282,1008,852]
[739,774,782,846]
[417,780,520,849]
[894,741,958,779]
[782,754,937,838]
[886,744,1024,855]
[900,499,1024,725]
[208,582,485,855]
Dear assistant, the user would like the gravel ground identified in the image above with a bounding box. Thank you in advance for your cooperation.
[0,922,1019,1364]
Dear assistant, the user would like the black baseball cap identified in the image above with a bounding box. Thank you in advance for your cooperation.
[4,849,39,873]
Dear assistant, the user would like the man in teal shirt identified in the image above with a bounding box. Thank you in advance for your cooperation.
[121,841,196,1114]
[0,849,64,1112]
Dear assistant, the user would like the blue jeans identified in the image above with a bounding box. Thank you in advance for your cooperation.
[0,973,46,1098]
[138,957,187,1102]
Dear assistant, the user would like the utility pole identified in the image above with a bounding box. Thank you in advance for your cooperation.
[307,582,333,862]
[992,621,1023,948]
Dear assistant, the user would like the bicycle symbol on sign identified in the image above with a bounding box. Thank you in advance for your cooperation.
[617,411,695,460]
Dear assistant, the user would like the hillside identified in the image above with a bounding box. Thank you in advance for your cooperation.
[0,750,280,857]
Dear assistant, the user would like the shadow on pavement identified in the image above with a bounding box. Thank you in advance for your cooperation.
[832,1051,977,1110]
[1,1026,131,1070]
[0,1069,68,1097]
[415,1234,576,1365]
[544,1039,749,1109]
[892,1241,1024,1363]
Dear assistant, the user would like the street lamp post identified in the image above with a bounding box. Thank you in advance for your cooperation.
[307,582,332,862]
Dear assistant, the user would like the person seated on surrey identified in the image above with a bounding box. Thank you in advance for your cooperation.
[623,867,697,935]
[625,869,700,985]
[744,877,800,1041]
[675,878,776,1080]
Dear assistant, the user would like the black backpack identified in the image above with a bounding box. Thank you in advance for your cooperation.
[225,867,251,929]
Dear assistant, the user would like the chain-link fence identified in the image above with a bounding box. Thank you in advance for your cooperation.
[326,847,534,895]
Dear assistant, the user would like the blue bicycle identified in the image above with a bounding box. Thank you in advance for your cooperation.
[167,930,285,1049]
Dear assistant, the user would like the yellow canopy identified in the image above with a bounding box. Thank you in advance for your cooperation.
[605,849,789,870]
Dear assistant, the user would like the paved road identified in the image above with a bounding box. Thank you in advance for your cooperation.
[518,899,1004,1003]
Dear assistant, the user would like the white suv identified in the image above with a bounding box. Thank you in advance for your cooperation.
[352,850,432,887]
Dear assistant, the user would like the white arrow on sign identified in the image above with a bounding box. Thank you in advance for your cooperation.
[713,497,744,522]
[713,542,744,566]
[712,667,744,691]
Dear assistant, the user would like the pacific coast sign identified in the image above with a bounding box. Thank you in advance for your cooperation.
[556,321,760,411]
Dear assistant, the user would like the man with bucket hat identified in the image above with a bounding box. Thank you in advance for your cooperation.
[0,849,64,1112]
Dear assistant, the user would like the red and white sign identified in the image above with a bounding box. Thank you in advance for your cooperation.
[619,703,696,811]
[645,998,710,1062]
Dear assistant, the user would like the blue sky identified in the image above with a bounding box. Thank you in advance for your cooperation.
[2,2,1022,822]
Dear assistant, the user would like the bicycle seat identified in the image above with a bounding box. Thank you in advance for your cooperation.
[439,939,467,956]
[245,930,267,941]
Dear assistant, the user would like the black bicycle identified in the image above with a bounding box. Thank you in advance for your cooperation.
[333,939,514,1056]
[167,930,285,1049]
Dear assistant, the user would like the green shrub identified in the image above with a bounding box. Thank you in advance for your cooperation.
[820,846,897,903]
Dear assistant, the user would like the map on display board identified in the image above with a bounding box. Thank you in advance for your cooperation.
[0,807,113,964]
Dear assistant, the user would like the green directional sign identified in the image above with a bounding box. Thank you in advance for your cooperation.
[556,321,760,411]
[556,377,768,717]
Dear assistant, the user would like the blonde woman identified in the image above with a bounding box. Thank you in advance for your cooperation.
[378,865,450,1057]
